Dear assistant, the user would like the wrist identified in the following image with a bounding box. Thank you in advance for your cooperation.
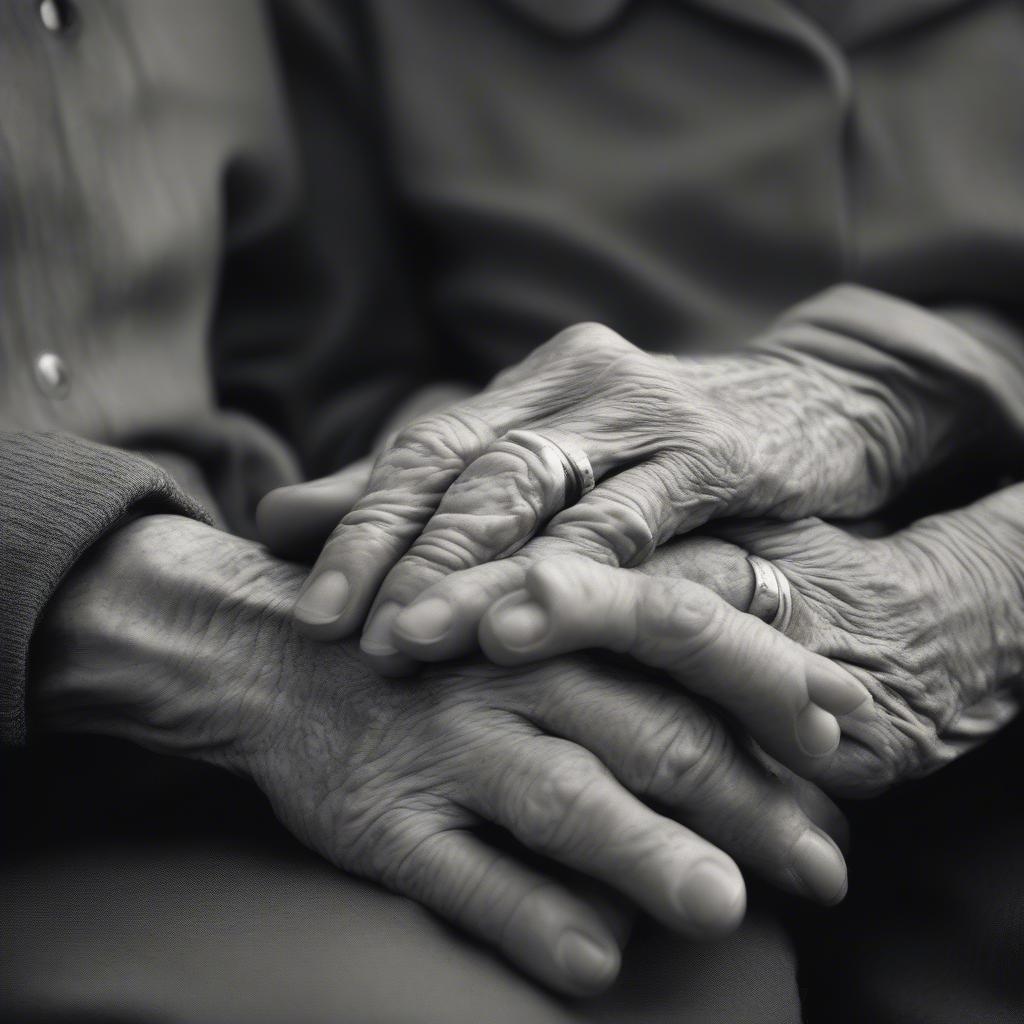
[30,515,303,775]
[676,349,922,517]
[900,485,1024,698]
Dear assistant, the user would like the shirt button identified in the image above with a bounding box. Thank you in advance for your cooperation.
[34,353,72,398]
[39,0,75,33]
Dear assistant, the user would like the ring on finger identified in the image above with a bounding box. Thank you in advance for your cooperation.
[745,555,793,633]
[501,429,595,506]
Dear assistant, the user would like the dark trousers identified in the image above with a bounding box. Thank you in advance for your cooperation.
[3,718,1023,1023]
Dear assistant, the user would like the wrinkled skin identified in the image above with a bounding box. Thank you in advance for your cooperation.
[32,515,849,996]
[474,494,1024,798]
[269,322,968,667]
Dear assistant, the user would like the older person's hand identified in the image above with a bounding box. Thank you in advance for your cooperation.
[32,514,850,996]
[477,485,1024,797]
[275,302,988,670]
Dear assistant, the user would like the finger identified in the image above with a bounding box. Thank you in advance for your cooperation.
[388,527,718,664]
[468,734,747,938]
[256,457,375,561]
[608,528,871,718]
[542,455,724,567]
[638,523,828,650]
[393,558,529,662]
[479,557,871,770]
[638,533,755,609]
[358,429,584,661]
[386,824,622,995]
[389,459,723,663]
[521,664,850,905]
[292,407,501,640]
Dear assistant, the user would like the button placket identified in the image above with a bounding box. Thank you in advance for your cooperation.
[34,353,72,398]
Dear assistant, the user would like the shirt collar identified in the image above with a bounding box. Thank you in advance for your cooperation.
[495,0,979,47]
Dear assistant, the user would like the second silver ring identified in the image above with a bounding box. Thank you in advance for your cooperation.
[746,555,793,634]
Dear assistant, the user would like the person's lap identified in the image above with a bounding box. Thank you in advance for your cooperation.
[5,716,1024,1024]
[0,738,801,1024]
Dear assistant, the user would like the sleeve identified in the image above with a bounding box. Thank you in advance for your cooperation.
[0,432,212,746]
[212,0,459,479]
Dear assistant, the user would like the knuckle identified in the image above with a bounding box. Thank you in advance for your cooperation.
[314,782,406,876]
[649,586,730,666]
[643,711,730,804]
[548,494,655,567]
[390,410,492,468]
[453,452,550,520]
[636,579,717,649]
[406,527,500,574]
[552,321,625,352]
[540,323,639,373]
[320,511,410,560]
[510,748,607,853]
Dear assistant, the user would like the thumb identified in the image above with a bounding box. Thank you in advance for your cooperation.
[256,455,374,561]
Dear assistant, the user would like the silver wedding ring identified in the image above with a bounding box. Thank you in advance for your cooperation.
[746,555,793,633]
[501,429,595,506]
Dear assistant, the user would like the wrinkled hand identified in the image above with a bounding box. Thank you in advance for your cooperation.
[32,515,850,996]
[258,382,473,561]
[268,320,960,671]
[474,493,1024,797]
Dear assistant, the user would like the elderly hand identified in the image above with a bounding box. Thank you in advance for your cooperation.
[275,312,978,670]
[258,382,474,561]
[476,488,1024,797]
[32,514,850,996]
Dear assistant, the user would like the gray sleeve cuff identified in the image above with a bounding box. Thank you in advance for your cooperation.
[0,432,213,746]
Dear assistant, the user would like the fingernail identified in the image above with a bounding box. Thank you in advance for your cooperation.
[676,860,745,934]
[490,600,550,648]
[795,703,841,757]
[808,661,872,715]
[394,597,453,643]
[791,831,848,905]
[793,783,850,855]
[295,570,350,625]
[360,600,403,657]
[555,930,618,991]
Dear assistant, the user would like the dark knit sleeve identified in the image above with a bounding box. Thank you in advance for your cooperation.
[0,432,213,746]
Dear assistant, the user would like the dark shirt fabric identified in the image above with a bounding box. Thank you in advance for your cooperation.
[3,3,1024,1022]
[3,0,1024,734]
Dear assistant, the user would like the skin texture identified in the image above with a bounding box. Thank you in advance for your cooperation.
[475,486,1024,797]
[31,515,849,996]
[271,323,976,670]
[259,383,474,562]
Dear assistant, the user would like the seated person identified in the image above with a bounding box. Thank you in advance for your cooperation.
[5,1,1024,1021]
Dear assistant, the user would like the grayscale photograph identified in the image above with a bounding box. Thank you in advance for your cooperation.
[2,1,1023,1021]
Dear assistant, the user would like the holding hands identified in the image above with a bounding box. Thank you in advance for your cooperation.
[35,516,850,996]
[476,498,1024,798]
[249,306,1023,989]
[269,310,973,669]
